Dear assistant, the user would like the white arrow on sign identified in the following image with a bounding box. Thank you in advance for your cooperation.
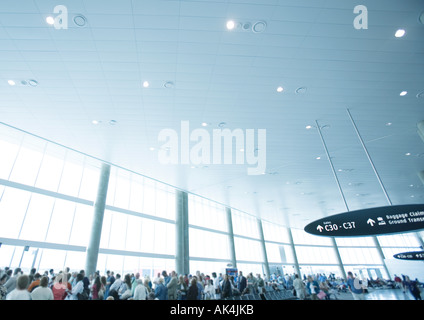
[317,225,324,232]
[367,218,375,226]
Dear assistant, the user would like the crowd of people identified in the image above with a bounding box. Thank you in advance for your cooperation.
[0,266,422,300]
[0,266,275,301]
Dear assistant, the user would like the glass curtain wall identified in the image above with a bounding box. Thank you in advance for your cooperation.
[0,123,422,281]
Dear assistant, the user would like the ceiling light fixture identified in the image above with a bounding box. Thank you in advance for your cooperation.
[28,79,38,87]
[276,86,284,92]
[201,122,208,127]
[226,20,235,30]
[92,120,100,125]
[73,14,87,27]
[7,80,16,86]
[164,81,174,88]
[142,81,149,88]
[295,87,307,94]
[400,91,407,96]
[252,21,267,33]
[405,152,411,156]
[46,16,55,25]
[305,125,312,129]
[395,29,406,37]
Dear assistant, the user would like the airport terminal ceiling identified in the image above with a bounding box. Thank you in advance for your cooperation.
[0,0,423,230]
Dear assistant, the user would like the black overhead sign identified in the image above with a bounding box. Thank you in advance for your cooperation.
[393,251,424,261]
[304,204,424,237]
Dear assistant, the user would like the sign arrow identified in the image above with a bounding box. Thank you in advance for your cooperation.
[317,225,323,232]
[367,218,375,226]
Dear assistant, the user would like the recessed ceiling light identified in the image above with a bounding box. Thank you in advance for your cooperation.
[28,79,38,87]
[164,81,174,88]
[46,16,55,25]
[385,122,392,126]
[276,86,284,92]
[201,122,208,127]
[295,87,307,94]
[405,152,411,156]
[400,91,407,96]
[305,125,312,129]
[395,29,406,38]
[73,14,87,27]
[149,147,155,151]
[316,156,321,160]
[240,148,245,152]
[252,21,267,33]
[92,120,99,125]
[226,20,235,30]
[7,80,16,86]
[142,81,149,88]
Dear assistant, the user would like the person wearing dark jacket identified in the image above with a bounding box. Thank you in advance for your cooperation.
[237,271,247,294]
[187,278,198,300]
[221,274,232,299]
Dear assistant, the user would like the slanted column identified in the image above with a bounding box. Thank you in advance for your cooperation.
[226,207,237,268]
[175,190,189,275]
[257,219,270,278]
[85,163,111,277]
[331,238,347,280]
[287,228,301,278]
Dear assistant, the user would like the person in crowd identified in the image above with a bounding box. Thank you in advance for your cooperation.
[162,270,170,286]
[293,274,306,300]
[4,267,22,294]
[256,274,265,294]
[109,273,122,295]
[167,270,178,300]
[154,277,168,300]
[66,273,84,300]
[133,279,149,300]
[120,274,132,300]
[28,268,37,284]
[104,270,115,299]
[27,273,42,293]
[31,276,53,300]
[6,274,31,300]
[404,276,422,300]
[187,277,198,300]
[306,275,320,300]
[211,272,221,299]
[91,275,103,300]
[131,273,140,297]
[346,271,365,300]
[177,275,188,300]
[237,271,247,295]
[221,274,233,299]
[193,275,204,300]
[204,279,215,300]
[144,276,152,293]
[0,274,8,300]
[52,273,68,300]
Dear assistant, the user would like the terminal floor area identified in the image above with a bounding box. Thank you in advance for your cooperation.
[330,288,422,300]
